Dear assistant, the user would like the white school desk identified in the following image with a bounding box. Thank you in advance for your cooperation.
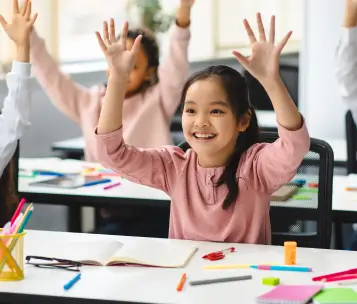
[1,229,357,304]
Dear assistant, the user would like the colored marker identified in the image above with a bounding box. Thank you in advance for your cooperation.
[64,272,81,290]
[250,265,312,272]
[176,273,187,291]
[103,181,121,190]
[83,179,111,187]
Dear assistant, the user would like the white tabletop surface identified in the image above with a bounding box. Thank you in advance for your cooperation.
[333,175,357,213]
[1,230,357,304]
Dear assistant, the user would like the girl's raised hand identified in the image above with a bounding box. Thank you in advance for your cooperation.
[232,13,292,86]
[96,19,142,79]
[0,0,38,45]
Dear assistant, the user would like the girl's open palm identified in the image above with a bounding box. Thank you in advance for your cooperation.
[233,13,292,84]
[96,19,142,78]
[0,0,37,45]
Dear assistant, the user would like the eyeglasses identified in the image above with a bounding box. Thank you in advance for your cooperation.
[25,255,82,272]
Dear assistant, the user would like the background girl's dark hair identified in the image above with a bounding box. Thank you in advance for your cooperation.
[118,27,160,90]
[0,157,17,227]
[180,65,260,209]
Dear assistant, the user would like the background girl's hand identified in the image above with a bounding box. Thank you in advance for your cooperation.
[96,19,142,79]
[177,0,195,27]
[0,0,37,45]
[232,13,292,87]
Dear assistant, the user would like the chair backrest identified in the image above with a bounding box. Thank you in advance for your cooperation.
[177,133,334,249]
[244,63,299,111]
[260,132,333,249]
[345,110,357,174]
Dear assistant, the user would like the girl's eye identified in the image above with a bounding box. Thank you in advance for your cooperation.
[211,109,224,114]
[185,109,195,114]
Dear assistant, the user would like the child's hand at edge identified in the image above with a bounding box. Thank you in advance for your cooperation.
[0,0,38,63]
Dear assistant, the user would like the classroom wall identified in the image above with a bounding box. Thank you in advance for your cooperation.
[299,0,346,139]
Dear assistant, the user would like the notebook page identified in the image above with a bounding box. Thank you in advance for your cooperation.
[27,239,123,265]
[110,238,197,267]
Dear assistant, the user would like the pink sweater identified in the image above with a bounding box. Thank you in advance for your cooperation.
[94,119,310,244]
[29,25,191,161]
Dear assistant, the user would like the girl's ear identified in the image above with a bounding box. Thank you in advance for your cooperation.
[237,109,252,132]
[144,67,156,82]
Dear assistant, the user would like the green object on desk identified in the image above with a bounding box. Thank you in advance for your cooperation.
[292,194,312,200]
[19,172,36,178]
[312,287,357,303]
[297,188,318,193]
[262,277,280,286]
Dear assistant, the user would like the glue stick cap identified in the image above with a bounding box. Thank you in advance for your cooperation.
[284,241,297,247]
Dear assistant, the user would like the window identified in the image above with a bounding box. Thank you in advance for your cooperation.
[0,0,302,73]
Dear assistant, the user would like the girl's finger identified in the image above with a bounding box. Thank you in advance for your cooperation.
[120,21,129,49]
[130,35,142,57]
[232,50,250,71]
[243,19,257,44]
[269,15,275,44]
[103,21,110,45]
[25,0,32,20]
[20,0,29,16]
[256,13,266,41]
[28,12,38,26]
[13,0,20,14]
[96,31,108,53]
[109,18,116,43]
[275,31,292,54]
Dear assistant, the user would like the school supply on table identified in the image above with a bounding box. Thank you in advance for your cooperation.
[0,202,34,281]
[29,175,111,189]
[64,272,81,291]
[189,275,252,286]
[270,185,298,201]
[312,268,357,283]
[256,284,324,304]
[203,263,278,270]
[262,277,280,286]
[202,247,235,261]
[284,241,297,265]
[26,238,197,268]
[176,273,187,292]
[312,287,357,304]
[103,181,121,190]
[251,265,312,272]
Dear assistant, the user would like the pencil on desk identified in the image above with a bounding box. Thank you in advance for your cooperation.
[189,275,252,286]
[103,181,121,190]
[176,273,186,291]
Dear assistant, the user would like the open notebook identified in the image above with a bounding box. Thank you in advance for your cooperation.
[27,238,198,268]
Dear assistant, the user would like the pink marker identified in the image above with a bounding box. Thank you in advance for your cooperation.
[103,181,121,190]
[10,198,26,226]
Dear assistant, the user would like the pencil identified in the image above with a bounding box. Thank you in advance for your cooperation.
[176,273,187,291]
[103,181,121,190]
[189,275,252,286]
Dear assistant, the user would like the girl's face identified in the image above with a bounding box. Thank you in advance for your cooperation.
[182,77,249,168]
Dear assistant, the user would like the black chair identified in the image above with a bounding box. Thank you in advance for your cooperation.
[345,110,357,174]
[178,132,334,249]
[244,63,299,111]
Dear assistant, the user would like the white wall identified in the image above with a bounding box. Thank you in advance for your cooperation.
[299,0,346,139]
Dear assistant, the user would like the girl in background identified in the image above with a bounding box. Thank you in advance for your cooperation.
[0,0,37,226]
[29,0,195,236]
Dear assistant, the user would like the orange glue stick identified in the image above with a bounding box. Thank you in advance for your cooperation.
[284,241,297,265]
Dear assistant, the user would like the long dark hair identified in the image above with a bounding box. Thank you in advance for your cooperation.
[180,65,260,209]
[0,157,17,227]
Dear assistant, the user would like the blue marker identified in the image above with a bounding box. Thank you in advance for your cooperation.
[250,265,312,272]
[83,179,111,187]
[64,272,81,290]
